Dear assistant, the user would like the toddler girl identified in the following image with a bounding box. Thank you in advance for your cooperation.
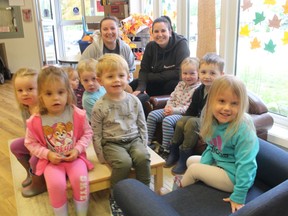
[172,75,259,213]
[146,57,200,158]
[10,68,47,197]
[62,66,84,109]
[24,66,94,215]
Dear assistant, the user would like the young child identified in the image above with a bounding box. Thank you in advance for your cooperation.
[62,66,84,109]
[10,68,47,197]
[77,58,106,121]
[174,75,259,213]
[166,53,224,174]
[24,66,94,215]
[146,57,200,159]
[91,53,150,215]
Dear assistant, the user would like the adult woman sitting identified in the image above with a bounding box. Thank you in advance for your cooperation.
[130,16,190,115]
[81,16,135,82]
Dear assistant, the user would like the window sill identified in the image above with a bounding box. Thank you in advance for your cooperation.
[268,123,288,149]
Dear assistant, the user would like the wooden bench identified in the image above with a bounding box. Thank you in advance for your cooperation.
[9,141,165,216]
[86,144,165,193]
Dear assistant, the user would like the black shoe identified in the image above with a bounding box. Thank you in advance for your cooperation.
[158,147,170,160]
[148,143,156,150]
[109,196,124,216]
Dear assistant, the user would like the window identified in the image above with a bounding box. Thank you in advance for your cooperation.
[37,0,104,64]
[236,0,288,118]
[142,0,153,17]
[160,0,177,31]
[187,0,222,57]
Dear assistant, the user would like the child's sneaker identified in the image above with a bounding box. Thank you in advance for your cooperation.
[109,196,124,216]
[172,175,183,191]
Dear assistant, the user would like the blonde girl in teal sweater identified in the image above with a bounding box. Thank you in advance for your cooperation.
[179,75,259,213]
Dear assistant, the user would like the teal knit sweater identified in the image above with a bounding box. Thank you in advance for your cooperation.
[201,114,259,204]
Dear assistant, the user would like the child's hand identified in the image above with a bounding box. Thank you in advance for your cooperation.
[62,149,79,162]
[164,106,173,116]
[47,151,63,164]
[132,90,141,96]
[125,85,133,93]
[132,90,146,96]
[223,197,244,213]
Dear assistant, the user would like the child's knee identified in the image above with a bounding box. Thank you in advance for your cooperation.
[10,138,25,155]
[185,118,198,129]
[186,155,201,167]
[176,118,186,129]
[113,157,133,169]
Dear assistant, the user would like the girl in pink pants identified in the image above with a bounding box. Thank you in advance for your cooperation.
[25,66,93,216]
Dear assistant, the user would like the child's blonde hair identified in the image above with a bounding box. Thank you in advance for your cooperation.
[62,66,77,79]
[200,75,254,140]
[77,58,98,77]
[199,52,225,72]
[96,53,129,77]
[37,66,75,115]
[181,57,200,70]
[12,67,38,111]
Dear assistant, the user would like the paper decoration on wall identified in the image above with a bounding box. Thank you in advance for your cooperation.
[241,0,253,11]
[239,25,250,36]
[253,12,265,25]
[22,9,32,22]
[264,39,276,53]
[250,38,261,49]
[240,0,288,53]
[264,0,276,5]
[282,32,288,45]
[282,1,288,14]
[268,14,281,28]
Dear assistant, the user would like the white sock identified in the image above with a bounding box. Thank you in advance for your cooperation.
[74,198,89,216]
[53,202,68,216]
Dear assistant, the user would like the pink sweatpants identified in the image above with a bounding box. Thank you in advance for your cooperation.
[44,158,89,208]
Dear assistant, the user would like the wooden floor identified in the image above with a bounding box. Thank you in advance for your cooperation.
[0,80,174,215]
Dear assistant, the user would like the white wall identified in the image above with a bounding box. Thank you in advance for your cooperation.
[0,0,41,73]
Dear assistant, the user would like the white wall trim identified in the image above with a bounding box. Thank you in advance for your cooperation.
[219,0,238,74]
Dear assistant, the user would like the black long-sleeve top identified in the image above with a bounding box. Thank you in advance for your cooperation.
[185,84,207,117]
[136,32,190,92]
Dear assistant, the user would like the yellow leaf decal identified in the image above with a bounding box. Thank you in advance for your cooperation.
[282,32,288,45]
[283,0,288,14]
[239,25,250,36]
[264,0,276,5]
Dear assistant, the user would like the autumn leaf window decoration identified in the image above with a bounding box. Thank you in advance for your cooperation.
[120,14,153,60]
[239,0,288,54]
